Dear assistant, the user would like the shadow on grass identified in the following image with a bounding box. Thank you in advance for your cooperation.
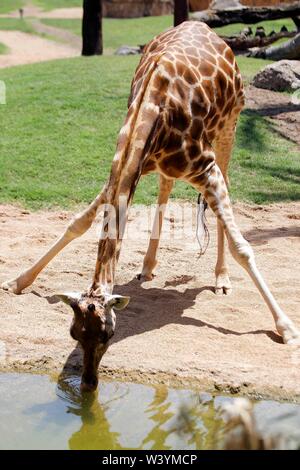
[247,191,300,204]
[239,107,300,149]
[235,109,300,203]
[238,110,268,153]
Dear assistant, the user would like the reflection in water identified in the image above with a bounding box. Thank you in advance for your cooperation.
[57,374,124,450]
[0,372,299,450]
[56,372,223,450]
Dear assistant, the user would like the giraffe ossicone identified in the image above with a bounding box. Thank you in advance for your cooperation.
[2,21,300,391]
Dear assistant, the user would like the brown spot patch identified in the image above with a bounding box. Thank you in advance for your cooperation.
[190,119,203,140]
[164,61,176,76]
[168,105,190,132]
[176,61,186,76]
[142,158,157,175]
[173,79,188,101]
[149,41,158,53]
[206,129,216,142]
[201,80,215,103]
[226,81,234,102]
[222,97,235,117]
[153,74,169,94]
[183,68,198,85]
[224,47,234,64]
[199,61,215,77]
[208,114,220,130]
[218,56,233,79]
[191,156,208,174]
[185,46,199,57]
[159,152,187,177]
[188,56,199,67]
[188,143,200,160]
[165,132,183,154]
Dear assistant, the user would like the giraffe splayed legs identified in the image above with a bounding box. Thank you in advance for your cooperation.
[2,21,299,390]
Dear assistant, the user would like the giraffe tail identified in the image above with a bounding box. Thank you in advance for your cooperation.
[196,193,210,256]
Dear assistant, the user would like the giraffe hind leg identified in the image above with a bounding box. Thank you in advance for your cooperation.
[138,175,174,281]
[190,164,300,345]
[212,114,239,295]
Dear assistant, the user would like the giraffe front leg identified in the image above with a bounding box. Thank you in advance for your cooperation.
[138,175,174,281]
[215,219,232,295]
[1,192,105,294]
[192,164,300,345]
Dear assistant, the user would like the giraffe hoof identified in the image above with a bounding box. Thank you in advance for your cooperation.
[215,286,232,296]
[284,330,300,346]
[1,278,22,294]
[278,322,300,345]
[136,272,154,282]
[215,273,232,296]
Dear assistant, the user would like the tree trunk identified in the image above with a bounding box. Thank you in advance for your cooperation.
[174,0,189,27]
[249,33,300,60]
[191,4,300,28]
[82,0,103,56]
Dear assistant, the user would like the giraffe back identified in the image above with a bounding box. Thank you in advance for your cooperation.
[129,21,245,180]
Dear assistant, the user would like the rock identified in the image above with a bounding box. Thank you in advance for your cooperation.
[252,60,300,92]
[115,45,142,56]
[210,0,243,9]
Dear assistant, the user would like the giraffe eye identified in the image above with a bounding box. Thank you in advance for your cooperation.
[88,303,95,312]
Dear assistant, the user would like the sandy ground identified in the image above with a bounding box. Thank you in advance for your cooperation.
[0,30,78,68]
[0,202,300,400]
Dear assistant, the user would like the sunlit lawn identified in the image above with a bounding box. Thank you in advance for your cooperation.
[1,54,299,209]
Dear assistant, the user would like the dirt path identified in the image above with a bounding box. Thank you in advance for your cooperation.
[0,30,78,68]
[1,202,300,400]
[30,19,81,50]
[0,6,82,19]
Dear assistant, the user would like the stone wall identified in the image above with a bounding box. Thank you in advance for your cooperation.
[103,0,173,18]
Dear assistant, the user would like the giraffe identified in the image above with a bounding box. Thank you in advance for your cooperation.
[2,21,299,391]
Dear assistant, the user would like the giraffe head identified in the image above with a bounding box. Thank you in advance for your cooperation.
[57,292,130,392]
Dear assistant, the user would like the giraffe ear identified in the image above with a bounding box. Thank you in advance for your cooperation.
[106,295,130,310]
[56,292,81,307]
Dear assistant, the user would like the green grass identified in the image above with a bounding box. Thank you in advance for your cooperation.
[42,16,173,53]
[0,42,9,54]
[1,56,299,209]
[232,111,300,204]
[33,0,82,10]
[0,18,35,34]
[0,1,24,14]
